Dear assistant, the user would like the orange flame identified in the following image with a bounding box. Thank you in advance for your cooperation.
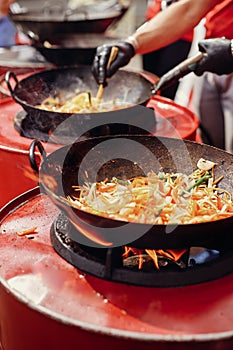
[123,246,187,270]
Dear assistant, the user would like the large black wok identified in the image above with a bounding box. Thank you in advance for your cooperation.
[6,50,205,112]
[5,52,204,139]
[29,135,233,249]
[29,33,118,66]
[6,66,157,141]
[6,65,154,111]
[9,0,129,41]
[5,65,158,143]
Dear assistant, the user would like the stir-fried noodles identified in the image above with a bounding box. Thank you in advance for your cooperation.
[36,91,131,113]
[63,158,233,225]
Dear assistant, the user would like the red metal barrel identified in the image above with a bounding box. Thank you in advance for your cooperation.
[0,52,53,208]
[0,98,60,208]
[0,187,233,350]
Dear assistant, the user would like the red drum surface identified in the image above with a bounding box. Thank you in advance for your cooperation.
[0,98,60,208]
[0,188,232,350]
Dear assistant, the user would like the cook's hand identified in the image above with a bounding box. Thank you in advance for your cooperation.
[92,42,135,86]
[194,38,233,76]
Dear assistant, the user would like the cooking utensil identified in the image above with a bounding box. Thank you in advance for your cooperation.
[29,135,233,249]
[5,66,154,113]
[96,46,119,102]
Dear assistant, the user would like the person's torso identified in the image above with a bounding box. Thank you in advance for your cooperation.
[146,0,193,42]
[0,16,16,47]
[204,0,233,39]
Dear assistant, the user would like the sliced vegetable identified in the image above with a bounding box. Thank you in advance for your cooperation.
[63,158,233,225]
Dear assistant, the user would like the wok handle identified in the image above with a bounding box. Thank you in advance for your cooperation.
[151,52,205,94]
[5,71,19,97]
[29,139,47,173]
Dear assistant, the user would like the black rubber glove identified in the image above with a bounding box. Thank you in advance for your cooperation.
[92,42,135,86]
[194,38,233,76]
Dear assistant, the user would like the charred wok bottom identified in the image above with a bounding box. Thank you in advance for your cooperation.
[50,212,233,288]
[14,109,155,143]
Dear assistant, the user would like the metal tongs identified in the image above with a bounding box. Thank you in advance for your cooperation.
[152,51,205,94]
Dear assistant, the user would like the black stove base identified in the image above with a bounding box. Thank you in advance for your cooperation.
[50,213,233,288]
[13,108,155,145]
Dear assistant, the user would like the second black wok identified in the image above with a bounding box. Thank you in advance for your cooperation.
[30,33,118,67]
[6,66,156,140]
[5,52,205,140]
[6,50,205,121]
[29,135,233,249]
[9,0,130,40]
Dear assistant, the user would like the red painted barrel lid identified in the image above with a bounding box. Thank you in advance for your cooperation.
[147,95,199,141]
[0,188,233,341]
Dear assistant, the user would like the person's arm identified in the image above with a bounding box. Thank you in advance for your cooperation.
[92,0,222,85]
[129,0,222,54]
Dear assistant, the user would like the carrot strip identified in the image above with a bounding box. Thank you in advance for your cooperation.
[16,227,38,237]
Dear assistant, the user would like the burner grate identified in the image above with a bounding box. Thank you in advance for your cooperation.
[50,213,233,287]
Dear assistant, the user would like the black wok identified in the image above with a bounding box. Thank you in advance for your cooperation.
[9,0,129,41]
[29,135,233,249]
[5,51,205,139]
[5,66,157,141]
[29,33,118,67]
[6,50,205,114]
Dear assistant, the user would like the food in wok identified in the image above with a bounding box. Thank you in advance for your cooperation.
[35,91,132,113]
[29,135,233,249]
[63,158,233,225]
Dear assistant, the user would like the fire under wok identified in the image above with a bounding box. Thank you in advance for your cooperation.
[29,135,233,249]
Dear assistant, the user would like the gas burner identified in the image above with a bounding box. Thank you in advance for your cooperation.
[50,213,233,288]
